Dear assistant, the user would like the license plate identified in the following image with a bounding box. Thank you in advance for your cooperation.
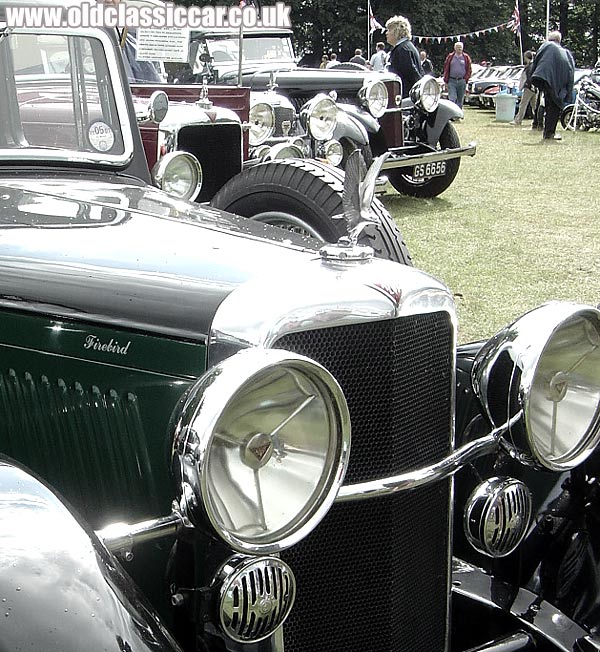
[412,161,447,178]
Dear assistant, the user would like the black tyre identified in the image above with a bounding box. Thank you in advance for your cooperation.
[561,104,586,130]
[211,158,412,265]
[387,122,461,198]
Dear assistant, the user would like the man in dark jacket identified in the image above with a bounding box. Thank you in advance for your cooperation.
[530,30,575,140]
[385,15,423,97]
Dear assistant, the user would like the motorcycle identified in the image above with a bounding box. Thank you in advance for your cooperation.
[561,74,600,130]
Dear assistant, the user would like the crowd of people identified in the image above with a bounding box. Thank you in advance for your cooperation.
[319,15,576,140]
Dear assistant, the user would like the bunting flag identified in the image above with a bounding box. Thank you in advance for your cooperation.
[508,2,521,33]
[414,20,515,43]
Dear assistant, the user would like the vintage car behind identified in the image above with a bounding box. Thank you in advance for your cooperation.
[3,14,600,652]
[128,19,476,199]
[127,54,408,259]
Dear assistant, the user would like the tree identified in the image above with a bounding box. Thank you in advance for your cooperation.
[180,0,599,68]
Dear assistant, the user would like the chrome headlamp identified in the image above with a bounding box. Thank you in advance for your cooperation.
[152,151,202,201]
[300,94,338,141]
[267,142,305,159]
[409,75,441,113]
[320,139,344,166]
[358,80,388,118]
[473,302,600,471]
[172,348,351,554]
[249,102,275,146]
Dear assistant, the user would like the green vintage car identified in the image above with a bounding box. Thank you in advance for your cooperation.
[2,12,600,652]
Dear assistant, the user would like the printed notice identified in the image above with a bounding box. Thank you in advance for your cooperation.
[137,28,190,62]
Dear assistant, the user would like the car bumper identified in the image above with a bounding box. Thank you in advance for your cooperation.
[381,142,477,170]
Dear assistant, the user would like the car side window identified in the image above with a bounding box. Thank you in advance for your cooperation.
[2,32,125,156]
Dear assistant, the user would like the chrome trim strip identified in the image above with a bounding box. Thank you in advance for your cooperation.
[1,27,134,166]
[381,142,477,170]
[465,632,534,652]
[336,415,522,502]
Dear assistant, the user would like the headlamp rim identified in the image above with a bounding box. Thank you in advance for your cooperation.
[151,150,203,201]
[301,93,338,141]
[172,348,351,554]
[472,302,600,471]
[248,101,276,146]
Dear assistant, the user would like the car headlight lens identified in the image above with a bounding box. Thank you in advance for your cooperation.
[472,302,600,470]
[249,102,275,146]
[358,80,388,118]
[301,94,338,141]
[409,75,441,113]
[321,139,344,166]
[172,348,351,554]
[267,142,305,159]
[152,151,202,201]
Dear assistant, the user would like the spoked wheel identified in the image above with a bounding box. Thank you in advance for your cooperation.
[561,104,587,131]
[245,210,323,239]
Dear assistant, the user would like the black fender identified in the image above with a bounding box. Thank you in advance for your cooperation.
[336,102,380,136]
[333,107,370,146]
[452,560,596,652]
[0,457,182,652]
[426,99,463,146]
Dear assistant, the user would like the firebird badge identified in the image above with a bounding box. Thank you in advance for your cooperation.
[84,334,131,355]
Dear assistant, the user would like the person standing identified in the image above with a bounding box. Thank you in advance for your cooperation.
[511,50,538,126]
[420,50,434,75]
[319,55,329,69]
[529,31,575,140]
[385,15,424,97]
[326,53,338,69]
[443,41,472,109]
[350,49,367,66]
[369,42,388,71]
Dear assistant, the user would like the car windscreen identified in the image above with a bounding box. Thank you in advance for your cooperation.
[0,29,133,165]
[205,35,294,64]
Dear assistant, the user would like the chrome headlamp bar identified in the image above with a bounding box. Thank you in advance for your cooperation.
[336,413,521,502]
[97,509,188,561]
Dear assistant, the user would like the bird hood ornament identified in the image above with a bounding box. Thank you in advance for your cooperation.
[320,149,390,263]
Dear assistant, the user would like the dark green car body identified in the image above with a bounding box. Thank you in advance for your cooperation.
[3,15,600,652]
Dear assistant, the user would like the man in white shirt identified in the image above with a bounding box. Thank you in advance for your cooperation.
[369,42,387,71]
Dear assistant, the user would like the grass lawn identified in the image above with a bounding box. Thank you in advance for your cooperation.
[380,105,600,343]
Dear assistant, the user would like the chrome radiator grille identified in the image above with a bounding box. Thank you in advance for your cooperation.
[275,312,454,652]
[273,106,295,137]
